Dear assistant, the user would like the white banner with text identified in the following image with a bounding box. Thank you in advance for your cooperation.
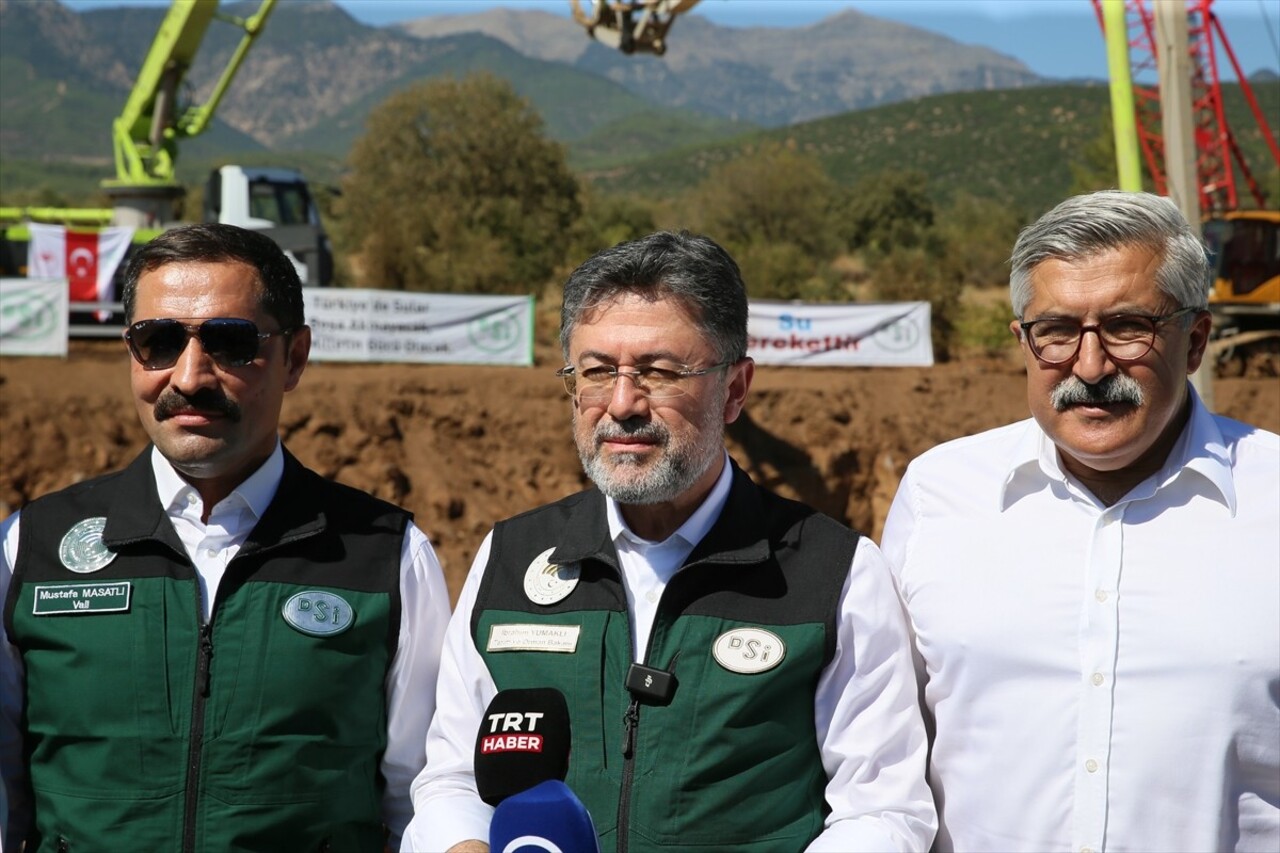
[1,278,69,357]
[747,301,933,366]
[303,289,534,365]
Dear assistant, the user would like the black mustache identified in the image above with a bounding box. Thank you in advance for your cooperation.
[154,389,242,422]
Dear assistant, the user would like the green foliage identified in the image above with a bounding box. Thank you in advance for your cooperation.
[570,110,756,172]
[684,143,843,299]
[841,169,936,255]
[868,245,961,362]
[339,73,581,294]
[592,82,1280,219]
[933,192,1024,287]
[565,189,658,262]
[956,298,1016,356]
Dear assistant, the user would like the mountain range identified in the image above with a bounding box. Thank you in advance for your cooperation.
[0,0,1045,166]
[1,0,1275,217]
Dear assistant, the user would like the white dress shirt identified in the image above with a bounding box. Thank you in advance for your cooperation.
[402,453,936,852]
[0,443,451,850]
[881,387,1280,853]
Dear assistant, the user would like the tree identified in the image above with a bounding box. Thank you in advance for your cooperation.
[685,142,843,299]
[935,192,1024,288]
[840,170,937,257]
[340,74,581,294]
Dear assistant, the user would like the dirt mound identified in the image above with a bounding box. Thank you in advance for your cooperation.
[3,339,1276,602]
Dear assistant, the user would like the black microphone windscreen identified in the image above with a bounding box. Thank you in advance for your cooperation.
[474,687,572,807]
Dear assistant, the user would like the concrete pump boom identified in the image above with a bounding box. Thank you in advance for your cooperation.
[109,0,277,189]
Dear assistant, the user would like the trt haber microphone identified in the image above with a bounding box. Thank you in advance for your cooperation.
[475,687,572,807]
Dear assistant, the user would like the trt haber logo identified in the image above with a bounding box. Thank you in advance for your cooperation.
[481,710,547,754]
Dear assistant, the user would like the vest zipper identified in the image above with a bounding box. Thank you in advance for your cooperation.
[182,619,214,853]
[617,698,640,853]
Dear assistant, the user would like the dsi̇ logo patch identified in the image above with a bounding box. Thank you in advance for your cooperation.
[282,591,354,637]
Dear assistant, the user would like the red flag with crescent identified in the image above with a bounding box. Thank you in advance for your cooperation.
[26,223,135,319]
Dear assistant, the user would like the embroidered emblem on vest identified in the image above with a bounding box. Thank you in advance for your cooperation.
[523,547,580,606]
[58,517,116,574]
[282,591,355,637]
[713,627,786,674]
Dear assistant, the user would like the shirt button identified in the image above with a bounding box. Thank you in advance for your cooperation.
[1095,589,1108,603]
[186,493,197,506]
[205,548,217,558]
[1082,847,1095,853]
[1085,758,1099,773]
[645,590,658,603]
[1091,673,1105,686]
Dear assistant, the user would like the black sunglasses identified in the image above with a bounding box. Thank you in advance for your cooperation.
[124,318,292,371]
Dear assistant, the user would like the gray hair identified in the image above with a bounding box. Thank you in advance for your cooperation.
[1009,190,1210,318]
[559,230,748,363]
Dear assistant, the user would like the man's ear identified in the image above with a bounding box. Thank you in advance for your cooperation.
[722,358,755,425]
[284,325,311,391]
[1184,310,1213,374]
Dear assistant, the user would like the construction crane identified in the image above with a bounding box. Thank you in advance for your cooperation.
[1,0,331,288]
[1094,0,1280,376]
[570,0,701,55]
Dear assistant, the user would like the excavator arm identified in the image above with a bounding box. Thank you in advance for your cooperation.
[109,0,276,188]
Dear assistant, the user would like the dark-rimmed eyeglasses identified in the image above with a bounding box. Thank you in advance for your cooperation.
[555,362,732,402]
[1017,306,1200,365]
[124,318,292,371]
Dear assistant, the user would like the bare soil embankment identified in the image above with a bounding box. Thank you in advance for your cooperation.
[3,337,1276,602]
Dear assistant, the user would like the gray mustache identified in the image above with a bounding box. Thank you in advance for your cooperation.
[595,419,668,445]
[1050,374,1145,411]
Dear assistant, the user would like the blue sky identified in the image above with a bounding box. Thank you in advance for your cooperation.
[60,0,1280,80]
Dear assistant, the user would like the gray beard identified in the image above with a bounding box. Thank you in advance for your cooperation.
[577,418,724,506]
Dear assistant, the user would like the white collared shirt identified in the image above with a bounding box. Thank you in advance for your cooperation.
[0,444,451,849]
[402,453,936,852]
[881,387,1280,852]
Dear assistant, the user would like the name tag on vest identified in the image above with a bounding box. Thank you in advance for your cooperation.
[487,623,581,653]
[32,582,132,615]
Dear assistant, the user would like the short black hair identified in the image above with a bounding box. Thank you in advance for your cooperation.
[121,223,304,329]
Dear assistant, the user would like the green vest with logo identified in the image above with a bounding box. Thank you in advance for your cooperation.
[4,448,408,853]
[473,462,857,853]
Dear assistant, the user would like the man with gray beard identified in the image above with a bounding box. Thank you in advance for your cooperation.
[402,231,936,852]
[881,191,1279,852]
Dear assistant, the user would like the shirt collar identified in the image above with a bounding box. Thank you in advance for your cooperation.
[150,441,285,520]
[606,450,735,551]
[998,384,1236,513]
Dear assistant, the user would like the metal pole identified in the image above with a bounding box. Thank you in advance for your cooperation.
[1155,0,1214,409]
[1102,0,1145,191]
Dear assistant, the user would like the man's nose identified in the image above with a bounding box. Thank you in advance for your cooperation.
[1072,328,1119,384]
[605,371,650,421]
[168,335,220,395]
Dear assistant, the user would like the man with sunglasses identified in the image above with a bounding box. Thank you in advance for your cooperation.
[881,191,1279,851]
[402,231,936,852]
[0,223,450,851]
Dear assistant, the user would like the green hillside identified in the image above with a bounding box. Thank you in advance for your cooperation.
[588,81,1280,217]
[279,32,710,157]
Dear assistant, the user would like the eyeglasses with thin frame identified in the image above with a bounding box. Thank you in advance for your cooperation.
[124,317,293,371]
[555,361,733,402]
[1017,306,1200,366]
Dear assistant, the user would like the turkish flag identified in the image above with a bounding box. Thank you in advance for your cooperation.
[27,223,135,319]
[65,229,100,302]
